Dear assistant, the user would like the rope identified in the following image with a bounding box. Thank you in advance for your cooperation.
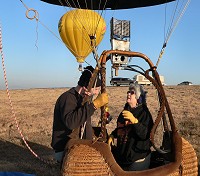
[20,0,109,67]
[25,8,39,20]
[25,8,39,50]
[80,122,87,139]
[2,0,106,165]
[20,0,62,43]
[156,0,191,67]
[0,22,56,165]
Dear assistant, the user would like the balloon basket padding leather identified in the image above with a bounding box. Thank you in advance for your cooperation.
[61,137,198,176]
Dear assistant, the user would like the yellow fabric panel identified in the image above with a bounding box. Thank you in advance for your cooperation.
[58,9,106,63]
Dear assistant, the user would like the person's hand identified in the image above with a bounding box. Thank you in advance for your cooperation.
[107,135,114,149]
[122,110,138,124]
[93,92,108,109]
[83,87,92,97]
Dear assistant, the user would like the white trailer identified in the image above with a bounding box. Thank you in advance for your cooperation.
[133,74,165,85]
[159,75,165,85]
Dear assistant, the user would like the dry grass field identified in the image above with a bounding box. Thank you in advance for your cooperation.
[0,86,199,175]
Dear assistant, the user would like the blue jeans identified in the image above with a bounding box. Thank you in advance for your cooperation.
[54,151,64,163]
[123,153,151,171]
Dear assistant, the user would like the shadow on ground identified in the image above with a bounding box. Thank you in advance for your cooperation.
[0,140,60,176]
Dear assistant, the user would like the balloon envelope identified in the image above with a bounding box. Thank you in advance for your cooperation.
[58,9,106,63]
[41,0,175,10]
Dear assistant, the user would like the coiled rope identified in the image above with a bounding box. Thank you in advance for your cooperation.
[19,0,62,43]
[0,22,56,165]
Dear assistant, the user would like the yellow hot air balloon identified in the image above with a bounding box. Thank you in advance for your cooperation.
[58,9,106,64]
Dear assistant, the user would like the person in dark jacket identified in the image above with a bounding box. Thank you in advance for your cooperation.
[108,83,153,171]
[51,66,108,163]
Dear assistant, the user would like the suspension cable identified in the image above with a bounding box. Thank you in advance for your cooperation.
[166,0,191,44]
[156,0,191,67]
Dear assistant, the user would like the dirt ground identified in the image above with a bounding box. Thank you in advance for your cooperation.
[0,86,199,175]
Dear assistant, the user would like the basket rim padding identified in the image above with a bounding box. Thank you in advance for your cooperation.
[61,131,185,176]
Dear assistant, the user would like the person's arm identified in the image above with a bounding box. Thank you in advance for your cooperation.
[60,91,108,130]
[130,111,153,140]
[60,93,96,130]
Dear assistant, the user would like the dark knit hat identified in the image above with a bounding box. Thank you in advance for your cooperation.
[78,66,101,88]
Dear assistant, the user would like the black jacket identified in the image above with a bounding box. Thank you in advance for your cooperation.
[111,103,153,166]
[51,87,96,152]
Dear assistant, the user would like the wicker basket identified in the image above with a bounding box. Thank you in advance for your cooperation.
[168,138,198,176]
[61,137,198,176]
[61,143,114,176]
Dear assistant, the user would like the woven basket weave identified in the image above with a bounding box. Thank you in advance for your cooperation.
[61,144,114,176]
[61,137,198,176]
[168,138,198,176]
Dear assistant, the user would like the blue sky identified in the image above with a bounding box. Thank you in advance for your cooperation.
[0,0,199,89]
